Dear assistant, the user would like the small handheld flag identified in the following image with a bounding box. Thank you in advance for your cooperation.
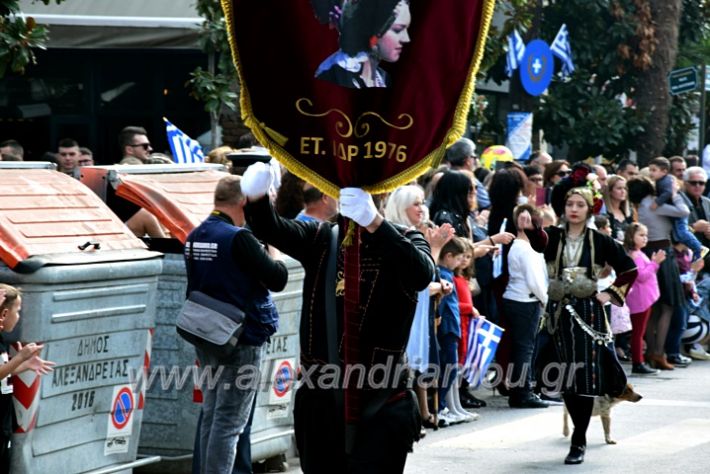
[550,24,575,77]
[505,29,526,78]
[164,118,205,164]
[464,318,505,388]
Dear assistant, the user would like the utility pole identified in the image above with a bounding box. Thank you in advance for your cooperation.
[700,64,706,154]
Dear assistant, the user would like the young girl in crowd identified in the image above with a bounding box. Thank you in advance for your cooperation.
[454,239,486,409]
[0,284,55,471]
[624,224,665,374]
[597,216,632,361]
[436,238,476,426]
[502,205,549,408]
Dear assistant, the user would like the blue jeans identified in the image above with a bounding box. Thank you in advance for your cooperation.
[192,393,257,474]
[502,299,541,399]
[196,344,264,474]
[673,217,703,261]
[437,332,459,412]
[665,303,689,357]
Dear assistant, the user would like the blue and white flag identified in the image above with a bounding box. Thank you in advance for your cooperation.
[164,118,205,164]
[505,29,526,78]
[464,318,505,388]
[491,218,507,279]
[550,24,575,77]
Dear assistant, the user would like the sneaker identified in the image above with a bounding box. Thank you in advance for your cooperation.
[437,410,452,428]
[688,344,710,360]
[452,409,475,423]
[438,408,463,425]
[667,354,692,367]
[465,411,480,421]
[437,417,449,429]
[632,363,659,375]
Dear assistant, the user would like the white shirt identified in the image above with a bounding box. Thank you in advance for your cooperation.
[503,238,549,306]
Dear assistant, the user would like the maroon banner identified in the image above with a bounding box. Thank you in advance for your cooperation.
[222,0,494,195]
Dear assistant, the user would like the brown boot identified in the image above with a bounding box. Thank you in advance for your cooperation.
[648,354,674,370]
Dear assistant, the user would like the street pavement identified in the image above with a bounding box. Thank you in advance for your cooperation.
[403,357,710,473]
[281,356,710,473]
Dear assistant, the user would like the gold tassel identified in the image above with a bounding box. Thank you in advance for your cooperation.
[341,220,357,247]
[262,124,289,147]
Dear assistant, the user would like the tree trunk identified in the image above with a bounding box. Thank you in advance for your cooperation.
[635,0,683,166]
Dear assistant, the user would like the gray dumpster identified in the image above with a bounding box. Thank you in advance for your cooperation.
[0,163,163,473]
[80,164,302,469]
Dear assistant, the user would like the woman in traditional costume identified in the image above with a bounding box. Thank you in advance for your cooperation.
[542,166,637,465]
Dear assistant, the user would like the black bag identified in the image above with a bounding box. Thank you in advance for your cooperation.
[176,291,246,359]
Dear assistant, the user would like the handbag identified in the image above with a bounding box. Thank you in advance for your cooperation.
[176,291,246,359]
[610,303,632,335]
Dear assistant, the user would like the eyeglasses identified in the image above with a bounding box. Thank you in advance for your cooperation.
[687,180,706,187]
[130,143,151,150]
[556,170,571,177]
[530,176,544,183]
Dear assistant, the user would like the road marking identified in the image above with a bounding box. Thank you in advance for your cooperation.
[428,412,560,450]
[635,398,710,408]
[620,418,710,455]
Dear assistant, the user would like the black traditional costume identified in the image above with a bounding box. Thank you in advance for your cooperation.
[543,226,637,397]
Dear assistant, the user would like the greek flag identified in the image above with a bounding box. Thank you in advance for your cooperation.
[551,24,575,77]
[505,29,526,77]
[491,218,507,279]
[463,318,504,388]
[164,118,205,164]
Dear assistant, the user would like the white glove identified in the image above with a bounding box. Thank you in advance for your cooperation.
[339,187,378,227]
[241,162,273,199]
[269,158,282,192]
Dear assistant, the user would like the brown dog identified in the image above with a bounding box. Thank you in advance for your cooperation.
[562,383,642,444]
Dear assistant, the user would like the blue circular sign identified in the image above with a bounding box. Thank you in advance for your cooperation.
[519,39,554,97]
[112,387,134,429]
[273,361,294,397]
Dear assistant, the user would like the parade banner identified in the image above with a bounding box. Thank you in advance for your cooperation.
[221,0,495,196]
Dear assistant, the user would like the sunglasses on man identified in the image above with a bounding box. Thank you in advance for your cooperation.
[130,143,152,150]
[556,170,571,178]
[687,180,706,187]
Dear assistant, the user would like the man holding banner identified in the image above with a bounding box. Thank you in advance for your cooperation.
[242,168,434,472]
[221,0,495,470]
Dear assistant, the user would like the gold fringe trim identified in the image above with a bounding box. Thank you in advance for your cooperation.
[342,220,357,247]
[220,0,496,197]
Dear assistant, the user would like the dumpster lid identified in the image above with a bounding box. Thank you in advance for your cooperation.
[0,168,158,272]
[0,161,57,171]
[97,164,229,244]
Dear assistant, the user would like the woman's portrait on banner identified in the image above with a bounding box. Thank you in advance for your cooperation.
[311,0,412,89]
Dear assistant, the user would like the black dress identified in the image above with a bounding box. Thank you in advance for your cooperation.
[544,226,637,396]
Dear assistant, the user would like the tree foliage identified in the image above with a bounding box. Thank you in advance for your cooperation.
[187,0,238,117]
[481,0,710,162]
[0,0,65,77]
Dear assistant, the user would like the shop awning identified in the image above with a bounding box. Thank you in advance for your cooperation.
[18,0,203,49]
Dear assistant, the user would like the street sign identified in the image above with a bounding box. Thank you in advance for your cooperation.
[669,66,698,95]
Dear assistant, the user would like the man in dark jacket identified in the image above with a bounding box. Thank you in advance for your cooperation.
[242,163,435,473]
[185,175,288,474]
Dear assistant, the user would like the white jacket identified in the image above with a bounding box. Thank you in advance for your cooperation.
[503,238,549,306]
